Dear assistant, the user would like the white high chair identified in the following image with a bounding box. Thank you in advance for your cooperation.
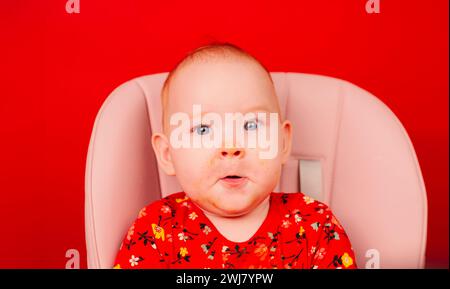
[85,72,428,269]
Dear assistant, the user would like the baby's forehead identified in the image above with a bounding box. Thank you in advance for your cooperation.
[174,57,267,82]
[168,59,276,107]
[161,54,282,133]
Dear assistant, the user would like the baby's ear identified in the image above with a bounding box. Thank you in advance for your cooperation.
[151,132,176,176]
[280,120,293,164]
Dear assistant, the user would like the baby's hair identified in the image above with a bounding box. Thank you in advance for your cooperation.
[160,42,274,133]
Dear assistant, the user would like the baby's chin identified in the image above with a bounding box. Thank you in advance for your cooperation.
[200,193,261,217]
[210,204,251,217]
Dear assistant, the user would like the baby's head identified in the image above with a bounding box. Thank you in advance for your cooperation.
[152,43,292,218]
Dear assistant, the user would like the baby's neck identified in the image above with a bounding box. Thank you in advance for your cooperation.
[201,195,271,243]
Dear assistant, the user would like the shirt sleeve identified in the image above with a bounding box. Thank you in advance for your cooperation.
[309,206,358,269]
[113,202,172,269]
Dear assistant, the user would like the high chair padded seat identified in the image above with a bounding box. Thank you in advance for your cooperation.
[85,72,427,269]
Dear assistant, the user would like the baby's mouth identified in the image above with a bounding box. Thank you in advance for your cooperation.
[224,175,242,179]
[219,175,248,187]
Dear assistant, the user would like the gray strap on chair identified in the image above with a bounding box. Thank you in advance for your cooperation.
[299,159,323,202]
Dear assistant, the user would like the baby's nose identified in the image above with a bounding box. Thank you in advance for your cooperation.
[220,147,245,159]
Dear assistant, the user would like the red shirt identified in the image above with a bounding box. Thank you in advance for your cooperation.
[113,192,357,269]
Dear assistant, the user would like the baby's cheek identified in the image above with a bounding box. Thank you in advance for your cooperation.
[207,150,222,168]
[189,174,210,193]
[182,158,211,187]
[257,160,281,184]
[190,193,216,210]
[257,159,277,173]
[208,157,216,168]
[258,159,268,167]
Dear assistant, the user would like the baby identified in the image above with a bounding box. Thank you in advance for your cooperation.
[113,43,357,269]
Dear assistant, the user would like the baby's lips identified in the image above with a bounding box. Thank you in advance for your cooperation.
[219,175,248,188]
[219,174,244,180]
[224,175,241,178]
[220,171,245,179]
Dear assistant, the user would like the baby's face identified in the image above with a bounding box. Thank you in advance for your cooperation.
[154,59,292,217]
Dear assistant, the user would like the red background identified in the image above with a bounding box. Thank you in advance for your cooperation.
[0,0,448,268]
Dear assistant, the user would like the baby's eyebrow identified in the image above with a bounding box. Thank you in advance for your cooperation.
[185,105,274,119]
[242,105,274,113]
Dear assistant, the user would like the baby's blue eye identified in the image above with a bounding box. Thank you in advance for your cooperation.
[244,120,258,131]
[193,125,210,135]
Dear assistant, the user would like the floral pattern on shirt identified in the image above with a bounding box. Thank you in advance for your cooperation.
[113,192,357,269]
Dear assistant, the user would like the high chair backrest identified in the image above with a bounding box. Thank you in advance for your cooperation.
[85,72,427,269]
